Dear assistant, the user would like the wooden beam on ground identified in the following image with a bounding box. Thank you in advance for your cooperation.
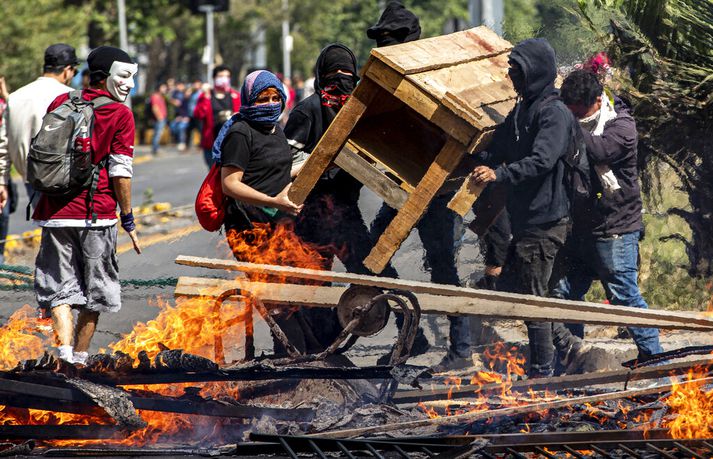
[175,276,711,329]
[333,143,408,210]
[289,79,380,205]
[174,257,713,331]
[363,138,467,273]
[0,425,125,440]
[0,375,311,421]
[392,357,713,404]
[313,376,713,438]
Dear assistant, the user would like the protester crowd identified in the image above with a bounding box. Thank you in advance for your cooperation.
[0,0,662,377]
[145,70,304,162]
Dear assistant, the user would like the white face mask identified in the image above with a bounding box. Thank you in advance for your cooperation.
[107,61,138,102]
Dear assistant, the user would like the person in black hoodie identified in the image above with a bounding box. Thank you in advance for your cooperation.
[472,38,574,378]
[368,1,472,372]
[285,43,380,351]
[549,69,663,366]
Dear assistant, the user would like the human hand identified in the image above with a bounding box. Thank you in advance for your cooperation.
[0,77,8,100]
[272,183,303,216]
[128,230,142,254]
[471,166,497,185]
[0,186,7,210]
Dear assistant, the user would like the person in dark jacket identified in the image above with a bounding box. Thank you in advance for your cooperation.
[284,43,380,351]
[472,38,574,378]
[549,69,662,366]
[368,1,473,371]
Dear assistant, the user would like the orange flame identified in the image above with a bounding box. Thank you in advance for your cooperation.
[0,305,53,370]
[663,369,713,439]
[0,222,330,445]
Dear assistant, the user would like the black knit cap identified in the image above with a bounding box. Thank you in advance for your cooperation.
[87,46,133,84]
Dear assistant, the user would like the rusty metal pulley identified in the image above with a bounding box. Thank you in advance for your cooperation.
[336,285,391,337]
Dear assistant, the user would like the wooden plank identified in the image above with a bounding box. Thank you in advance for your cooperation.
[363,138,467,273]
[446,133,491,216]
[350,107,447,188]
[333,144,408,209]
[314,376,713,438]
[174,257,713,331]
[364,60,476,145]
[393,357,713,404]
[288,79,381,205]
[406,53,511,102]
[371,26,512,75]
[348,141,415,193]
[174,277,707,329]
[448,178,485,216]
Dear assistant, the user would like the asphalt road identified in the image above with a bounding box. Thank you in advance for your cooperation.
[0,145,485,361]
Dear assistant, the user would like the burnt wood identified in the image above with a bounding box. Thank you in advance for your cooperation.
[393,357,713,404]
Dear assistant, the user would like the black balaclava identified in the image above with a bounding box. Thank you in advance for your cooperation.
[314,44,359,112]
[367,1,421,47]
[87,46,133,84]
[320,46,357,96]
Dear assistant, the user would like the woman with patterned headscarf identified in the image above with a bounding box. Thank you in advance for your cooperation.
[215,70,301,240]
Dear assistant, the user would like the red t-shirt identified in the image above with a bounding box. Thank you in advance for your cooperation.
[150,92,167,120]
[33,89,135,221]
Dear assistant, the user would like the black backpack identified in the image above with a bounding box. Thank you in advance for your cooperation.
[27,90,114,221]
[538,95,592,202]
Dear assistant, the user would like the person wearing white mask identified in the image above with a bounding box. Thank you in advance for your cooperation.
[32,46,141,364]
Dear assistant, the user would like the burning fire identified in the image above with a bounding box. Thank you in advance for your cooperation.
[663,369,713,439]
[0,222,328,445]
[0,305,53,370]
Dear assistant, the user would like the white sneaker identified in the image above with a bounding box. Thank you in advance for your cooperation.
[72,351,89,365]
[57,345,74,363]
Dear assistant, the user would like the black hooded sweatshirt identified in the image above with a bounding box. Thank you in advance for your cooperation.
[367,1,421,47]
[284,43,362,203]
[480,38,574,234]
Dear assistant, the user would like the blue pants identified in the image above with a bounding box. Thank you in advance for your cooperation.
[551,230,663,358]
[170,118,189,144]
[151,119,167,154]
[372,193,471,357]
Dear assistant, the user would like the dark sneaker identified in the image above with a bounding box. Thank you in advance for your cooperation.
[430,352,473,373]
[377,329,431,365]
[475,274,499,290]
[561,342,592,375]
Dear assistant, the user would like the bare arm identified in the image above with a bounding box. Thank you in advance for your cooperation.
[112,176,141,253]
[221,166,301,215]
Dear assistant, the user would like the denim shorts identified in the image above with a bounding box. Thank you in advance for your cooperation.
[34,226,121,313]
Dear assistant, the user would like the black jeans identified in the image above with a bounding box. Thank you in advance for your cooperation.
[372,193,471,357]
[498,218,569,377]
[294,188,377,350]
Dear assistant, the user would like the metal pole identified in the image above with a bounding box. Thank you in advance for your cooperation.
[205,6,215,84]
[118,0,128,51]
[281,0,291,80]
[117,0,131,107]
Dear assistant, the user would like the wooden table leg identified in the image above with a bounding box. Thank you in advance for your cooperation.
[288,79,381,205]
[363,138,466,273]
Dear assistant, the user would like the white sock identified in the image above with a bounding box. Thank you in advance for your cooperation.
[58,345,74,362]
[72,351,89,365]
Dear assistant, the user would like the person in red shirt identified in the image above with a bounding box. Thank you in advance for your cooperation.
[32,46,142,364]
[150,83,168,155]
[192,65,240,167]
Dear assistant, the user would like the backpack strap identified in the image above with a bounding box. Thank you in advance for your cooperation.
[87,156,108,224]
[90,96,116,109]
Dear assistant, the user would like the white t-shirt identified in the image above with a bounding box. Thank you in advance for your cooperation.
[6,77,72,182]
